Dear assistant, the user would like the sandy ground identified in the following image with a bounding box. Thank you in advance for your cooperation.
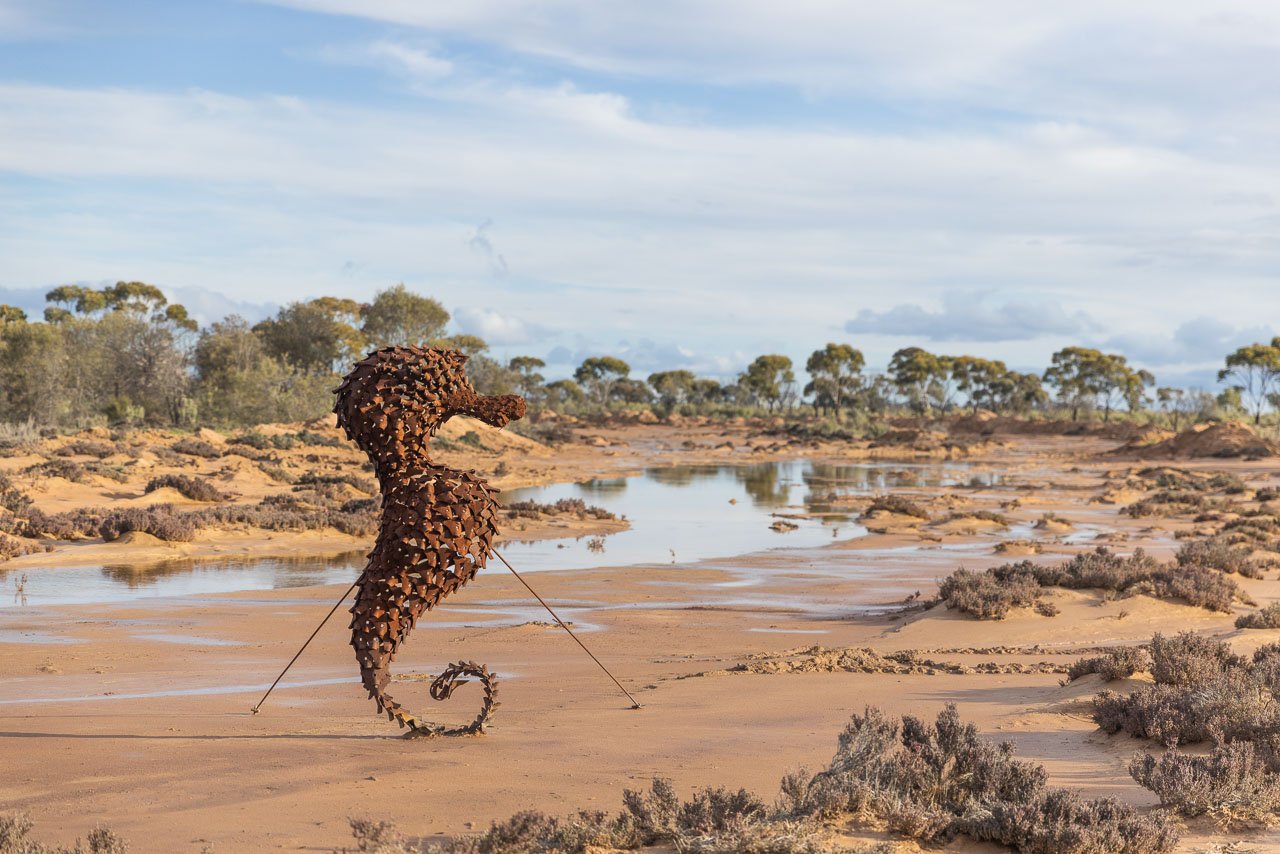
[3,422,1280,851]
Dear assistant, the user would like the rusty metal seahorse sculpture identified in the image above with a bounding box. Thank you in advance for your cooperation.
[334,346,525,736]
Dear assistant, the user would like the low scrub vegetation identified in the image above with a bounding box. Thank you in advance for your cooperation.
[22,459,128,484]
[144,474,227,502]
[1238,602,1280,629]
[1130,742,1280,826]
[1072,633,1280,826]
[1065,647,1151,683]
[100,504,198,542]
[53,440,118,459]
[1177,539,1265,579]
[0,812,126,853]
[342,705,1176,854]
[170,437,222,459]
[863,495,929,520]
[937,548,1247,619]
[504,497,618,521]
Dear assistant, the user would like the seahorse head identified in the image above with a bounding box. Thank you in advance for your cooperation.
[333,345,525,471]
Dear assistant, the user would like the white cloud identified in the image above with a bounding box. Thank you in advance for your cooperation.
[845,292,1097,343]
[313,40,453,81]
[454,306,532,344]
[1105,318,1277,369]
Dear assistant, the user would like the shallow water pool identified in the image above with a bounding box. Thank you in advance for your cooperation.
[0,460,985,608]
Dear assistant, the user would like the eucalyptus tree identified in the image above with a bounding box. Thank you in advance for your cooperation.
[574,356,631,406]
[804,343,865,419]
[1219,338,1280,425]
[739,354,796,412]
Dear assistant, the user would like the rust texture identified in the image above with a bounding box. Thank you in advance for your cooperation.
[334,346,525,736]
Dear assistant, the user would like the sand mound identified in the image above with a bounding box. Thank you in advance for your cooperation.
[948,414,1142,440]
[873,428,948,447]
[112,531,165,546]
[1113,422,1278,459]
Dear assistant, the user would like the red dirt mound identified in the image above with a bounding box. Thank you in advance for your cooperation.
[1112,422,1278,459]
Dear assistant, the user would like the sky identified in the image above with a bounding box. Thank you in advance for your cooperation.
[1,1,1279,387]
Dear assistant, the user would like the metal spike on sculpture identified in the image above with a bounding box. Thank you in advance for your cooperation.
[333,346,525,736]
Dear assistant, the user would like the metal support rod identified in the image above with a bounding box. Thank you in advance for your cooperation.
[250,580,358,714]
[493,548,642,709]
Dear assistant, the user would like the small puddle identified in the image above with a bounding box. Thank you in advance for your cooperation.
[1,460,979,608]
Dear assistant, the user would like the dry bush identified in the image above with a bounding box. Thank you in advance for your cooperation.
[937,568,1040,619]
[400,778,815,854]
[229,431,298,451]
[294,429,343,448]
[1130,742,1280,825]
[256,463,297,484]
[0,474,31,516]
[170,437,222,459]
[786,704,1177,853]
[144,474,227,502]
[0,418,42,455]
[0,533,46,562]
[7,508,104,540]
[22,459,127,484]
[1126,491,1219,519]
[1258,487,1280,502]
[1178,539,1265,579]
[504,498,617,521]
[1066,647,1151,683]
[937,548,1245,620]
[1138,468,1244,493]
[1010,547,1161,591]
[1149,632,1245,686]
[1238,603,1280,630]
[937,510,1010,526]
[295,472,376,495]
[1136,565,1241,612]
[863,495,929,520]
[1093,633,1277,749]
[99,505,197,542]
[0,812,127,853]
[54,440,117,459]
[511,421,575,446]
[1094,671,1278,747]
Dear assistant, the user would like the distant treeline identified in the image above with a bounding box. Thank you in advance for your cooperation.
[1,283,1278,430]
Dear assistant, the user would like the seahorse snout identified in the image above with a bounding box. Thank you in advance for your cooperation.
[447,391,526,429]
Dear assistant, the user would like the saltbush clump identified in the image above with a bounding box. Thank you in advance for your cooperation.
[1238,602,1280,630]
[505,498,617,521]
[144,474,227,502]
[99,505,197,542]
[54,440,117,459]
[936,548,1246,620]
[937,568,1040,619]
[1065,647,1151,683]
[0,813,127,853]
[785,704,1178,853]
[863,495,929,520]
[170,437,222,459]
[1177,538,1264,579]
[1129,741,1280,825]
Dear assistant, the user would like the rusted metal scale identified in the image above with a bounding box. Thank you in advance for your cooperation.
[333,346,525,736]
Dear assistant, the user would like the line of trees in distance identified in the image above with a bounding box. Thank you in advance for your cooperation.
[2,283,1278,431]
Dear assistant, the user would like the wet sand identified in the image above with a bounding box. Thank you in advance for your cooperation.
[3,426,1280,851]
